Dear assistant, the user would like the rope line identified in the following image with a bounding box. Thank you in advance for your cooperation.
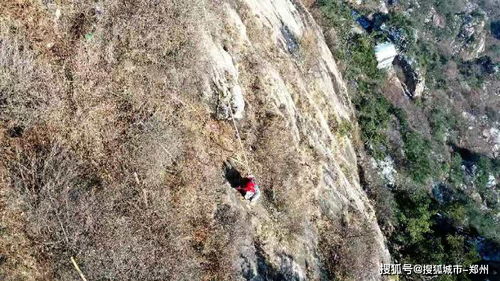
[228,104,251,175]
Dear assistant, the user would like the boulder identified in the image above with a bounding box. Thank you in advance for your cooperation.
[374,42,397,69]
[454,12,487,61]
[394,55,425,98]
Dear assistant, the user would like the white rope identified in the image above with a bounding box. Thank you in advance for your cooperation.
[227,104,251,175]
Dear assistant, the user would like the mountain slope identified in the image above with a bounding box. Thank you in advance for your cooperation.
[0,0,388,280]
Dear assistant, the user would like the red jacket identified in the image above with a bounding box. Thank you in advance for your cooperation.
[239,178,256,193]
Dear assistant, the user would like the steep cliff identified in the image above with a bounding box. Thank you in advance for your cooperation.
[0,1,389,280]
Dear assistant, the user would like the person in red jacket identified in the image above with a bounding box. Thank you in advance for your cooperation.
[236,175,261,202]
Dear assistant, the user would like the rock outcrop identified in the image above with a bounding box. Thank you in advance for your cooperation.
[454,12,487,61]
[375,42,397,69]
[393,55,425,98]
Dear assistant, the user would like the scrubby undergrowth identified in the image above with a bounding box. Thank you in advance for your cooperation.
[314,1,499,280]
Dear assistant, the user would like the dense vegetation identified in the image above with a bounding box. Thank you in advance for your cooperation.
[318,0,499,280]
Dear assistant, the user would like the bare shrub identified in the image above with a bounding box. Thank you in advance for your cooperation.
[0,20,65,127]
[0,1,216,279]
[318,216,382,281]
[0,128,207,280]
[125,113,184,187]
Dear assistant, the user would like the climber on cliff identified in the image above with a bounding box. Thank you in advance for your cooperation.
[236,175,261,203]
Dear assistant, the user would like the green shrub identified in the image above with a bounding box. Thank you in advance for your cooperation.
[392,104,440,184]
[355,92,392,158]
[337,119,353,137]
[445,202,467,224]
[410,42,449,88]
[345,35,383,81]
[445,235,481,266]
[393,189,435,244]
[402,131,436,183]
[473,157,499,208]
[429,107,458,142]
[430,107,448,140]
[318,0,351,30]
[466,205,500,242]
[435,0,468,17]
[391,188,482,273]
[449,153,465,186]
[475,157,493,189]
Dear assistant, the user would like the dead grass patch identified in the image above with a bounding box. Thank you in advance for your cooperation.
[318,215,381,281]
[0,0,249,280]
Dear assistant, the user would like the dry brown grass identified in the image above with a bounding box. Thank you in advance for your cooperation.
[0,1,252,280]
[318,214,382,281]
[0,18,65,129]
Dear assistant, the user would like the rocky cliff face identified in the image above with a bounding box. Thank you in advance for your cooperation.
[0,0,389,280]
[201,1,390,280]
